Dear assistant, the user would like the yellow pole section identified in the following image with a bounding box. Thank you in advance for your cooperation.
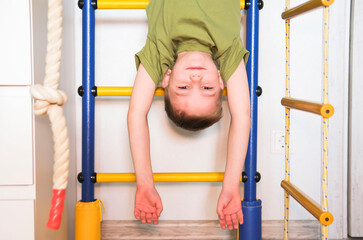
[281,97,334,118]
[280,180,334,226]
[97,0,149,9]
[97,86,227,97]
[281,0,334,20]
[75,200,103,240]
[97,86,163,96]
[97,172,242,182]
[97,0,246,9]
[97,86,132,96]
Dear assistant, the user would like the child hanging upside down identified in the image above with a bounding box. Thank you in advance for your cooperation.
[127,0,250,230]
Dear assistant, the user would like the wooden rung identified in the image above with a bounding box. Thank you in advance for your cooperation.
[96,86,228,97]
[281,0,334,20]
[281,97,334,118]
[281,180,334,225]
[96,172,242,183]
[97,0,246,10]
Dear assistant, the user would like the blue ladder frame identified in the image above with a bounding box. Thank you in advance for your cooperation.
[79,0,262,239]
[239,0,263,239]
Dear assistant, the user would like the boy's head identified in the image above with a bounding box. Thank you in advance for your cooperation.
[162,51,224,131]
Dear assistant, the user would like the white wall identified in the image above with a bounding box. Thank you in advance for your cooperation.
[73,1,350,238]
[32,0,77,239]
[60,0,78,238]
[324,1,351,238]
[349,0,363,237]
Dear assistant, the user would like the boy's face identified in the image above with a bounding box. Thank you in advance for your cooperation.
[162,52,224,117]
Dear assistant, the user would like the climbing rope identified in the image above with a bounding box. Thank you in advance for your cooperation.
[284,0,291,239]
[321,6,330,240]
[30,0,69,230]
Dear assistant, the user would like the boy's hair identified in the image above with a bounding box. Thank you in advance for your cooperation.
[164,88,223,131]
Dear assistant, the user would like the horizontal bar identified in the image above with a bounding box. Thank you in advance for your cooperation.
[281,0,334,20]
[97,0,246,9]
[97,0,149,9]
[96,86,228,97]
[281,180,334,226]
[97,86,163,96]
[281,97,334,118]
[97,172,242,183]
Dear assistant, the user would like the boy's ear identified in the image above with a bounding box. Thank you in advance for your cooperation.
[162,69,171,88]
[218,71,224,90]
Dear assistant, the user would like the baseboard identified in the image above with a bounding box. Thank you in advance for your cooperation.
[101,220,320,240]
[262,220,320,239]
[101,220,235,240]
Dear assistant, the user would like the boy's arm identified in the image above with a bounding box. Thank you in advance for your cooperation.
[127,64,163,224]
[217,59,251,230]
[128,63,156,188]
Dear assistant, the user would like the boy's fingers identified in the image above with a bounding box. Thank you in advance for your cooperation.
[218,217,226,229]
[231,214,238,229]
[217,205,225,220]
[225,215,233,230]
[152,213,159,225]
[134,209,141,220]
[217,206,226,229]
[146,213,152,224]
[237,210,243,224]
[140,211,146,224]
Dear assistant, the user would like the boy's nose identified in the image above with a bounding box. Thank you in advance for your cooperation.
[190,74,202,81]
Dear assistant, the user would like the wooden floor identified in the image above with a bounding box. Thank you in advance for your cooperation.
[101,220,349,240]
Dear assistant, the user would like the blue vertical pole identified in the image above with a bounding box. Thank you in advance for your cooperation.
[82,0,95,202]
[245,0,259,202]
[239,0,262,239]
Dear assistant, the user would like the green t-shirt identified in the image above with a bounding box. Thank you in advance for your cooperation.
[135,0,249,85]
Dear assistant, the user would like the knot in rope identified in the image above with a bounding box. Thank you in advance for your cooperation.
[31,84,68,116]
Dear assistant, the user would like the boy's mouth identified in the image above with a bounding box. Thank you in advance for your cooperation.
[186,67,206,70]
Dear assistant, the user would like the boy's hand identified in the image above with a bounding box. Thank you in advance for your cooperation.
[217,187,243,230]
[134,185,163,225]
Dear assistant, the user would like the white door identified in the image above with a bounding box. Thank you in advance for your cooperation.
[349,0,363,237]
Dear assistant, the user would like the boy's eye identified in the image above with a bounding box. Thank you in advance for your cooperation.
[179,86,188,89]
[203,86,213,90]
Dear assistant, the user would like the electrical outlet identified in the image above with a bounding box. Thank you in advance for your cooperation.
[271,130,285,154]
